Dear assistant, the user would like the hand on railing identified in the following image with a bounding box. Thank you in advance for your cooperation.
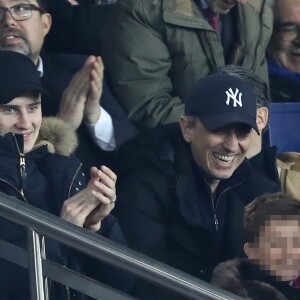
[60,165,117,232]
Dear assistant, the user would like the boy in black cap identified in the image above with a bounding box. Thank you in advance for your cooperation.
[114,72,279,300]
[0,50,132,299]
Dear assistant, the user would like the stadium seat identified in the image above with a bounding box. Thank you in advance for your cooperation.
[269,102,300,153]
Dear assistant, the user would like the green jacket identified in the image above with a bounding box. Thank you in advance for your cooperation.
[101,0,273,130]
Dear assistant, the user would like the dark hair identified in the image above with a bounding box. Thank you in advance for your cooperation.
[244,192,300,243]
[36,0,48,11]
[210,65,270,109]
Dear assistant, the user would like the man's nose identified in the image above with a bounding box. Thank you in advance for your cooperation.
[0,10,16,27]
[223,130,240,151]
[17,113,31,129]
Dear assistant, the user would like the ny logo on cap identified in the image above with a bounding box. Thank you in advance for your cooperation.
[225,88,243,107]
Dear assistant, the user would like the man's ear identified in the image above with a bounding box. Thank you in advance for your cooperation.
[244,243,250,257]
[244,242,257,259]
[256,107,269,133]
[42,13,52,35]
[179,116,192,143]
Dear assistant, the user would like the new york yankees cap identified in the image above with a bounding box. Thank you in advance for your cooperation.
[0,50,45,105]
[185,73,259,134]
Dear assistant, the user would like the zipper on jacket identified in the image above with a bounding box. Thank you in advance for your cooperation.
[12,134,27,197]
[19,153,27,196]
[208,180,243,232]
[213,182,243,232]
[211,195,219,232]
[206,181,219,232]
[0,178,28,203]
[214,214,219,231]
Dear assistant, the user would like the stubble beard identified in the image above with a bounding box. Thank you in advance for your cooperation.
[0,30,34,60]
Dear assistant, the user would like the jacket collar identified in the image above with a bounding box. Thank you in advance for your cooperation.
[172,139,251,227]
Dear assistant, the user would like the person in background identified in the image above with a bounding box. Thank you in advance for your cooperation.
[114,73,279,299]
[211,192,300,300]
[0,0,137,175]
[96,0,273,130]
[43,0,116,54]
[267,0,300,102]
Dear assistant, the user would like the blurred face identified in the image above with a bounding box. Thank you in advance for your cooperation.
[206,0,248,14]
[0,94,42,153]
[0,0,51,64]
[268,0,300,72]
[245,218,300,282]
[180,117,252,189]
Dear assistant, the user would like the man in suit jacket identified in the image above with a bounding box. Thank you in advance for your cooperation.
[0,0,137,174]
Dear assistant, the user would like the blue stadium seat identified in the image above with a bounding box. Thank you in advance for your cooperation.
[269,102,300,153]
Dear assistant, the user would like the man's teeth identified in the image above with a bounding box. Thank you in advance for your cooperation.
[6,36,15,39]
[214,154,234,163]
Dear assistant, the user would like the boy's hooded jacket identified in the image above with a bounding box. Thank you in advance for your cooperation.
[0,117,132,299]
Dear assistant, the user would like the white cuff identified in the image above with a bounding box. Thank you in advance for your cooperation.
[85,107,116,151]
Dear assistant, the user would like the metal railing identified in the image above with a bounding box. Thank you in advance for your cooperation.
[0,192,245,300]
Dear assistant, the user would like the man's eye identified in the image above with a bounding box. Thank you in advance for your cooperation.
[28,105,38,111]
[0,107,16,114]
[236,128,251,138]
[14,4,29,12]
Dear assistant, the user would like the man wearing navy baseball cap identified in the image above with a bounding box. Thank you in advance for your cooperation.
[181,73,259,192]
[114,72,279,299]
[184,73,259,134]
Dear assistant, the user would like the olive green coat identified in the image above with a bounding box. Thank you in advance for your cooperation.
[101,0,273,130]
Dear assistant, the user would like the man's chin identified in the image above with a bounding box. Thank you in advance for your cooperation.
[0,45,30,57]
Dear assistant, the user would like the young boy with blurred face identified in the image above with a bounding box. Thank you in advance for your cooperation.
[211,192,300,300]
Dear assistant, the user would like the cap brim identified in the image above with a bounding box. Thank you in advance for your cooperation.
[199,112,260,135]
[2,83,47,104]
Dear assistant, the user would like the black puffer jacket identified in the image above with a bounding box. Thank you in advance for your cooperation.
[0,117,133,300]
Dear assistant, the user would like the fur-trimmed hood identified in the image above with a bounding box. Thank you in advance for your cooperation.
[211,258,288,300]
[35,117,78,156]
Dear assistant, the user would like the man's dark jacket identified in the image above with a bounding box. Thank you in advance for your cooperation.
[40,51,137,174]
[115,123,279,300]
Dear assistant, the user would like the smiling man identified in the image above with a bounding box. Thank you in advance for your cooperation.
[0,95,42,153]
[0,50,134,299]
[114,73,279,300]
[267,0,300,102]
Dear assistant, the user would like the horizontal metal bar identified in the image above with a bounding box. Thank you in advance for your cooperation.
[0,192,245,300]
[0,239,28,268]
[42,259,136,300]
[0,238,135,300]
